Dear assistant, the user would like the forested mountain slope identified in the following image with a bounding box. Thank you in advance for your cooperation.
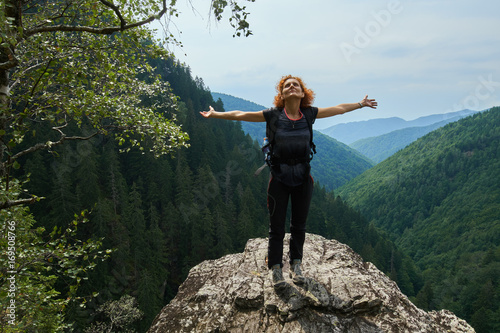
[17,59,419,331]
[349,119,458,163]
[338,107,500,333]
[211,92,374,190]
[212,92,265,111]
[311,131,374,189]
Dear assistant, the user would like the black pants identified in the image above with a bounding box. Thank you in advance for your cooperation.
[267,175,314,269]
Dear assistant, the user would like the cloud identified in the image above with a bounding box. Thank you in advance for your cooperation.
[153,0,500,123]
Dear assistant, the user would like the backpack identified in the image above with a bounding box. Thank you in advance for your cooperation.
[254,107,317,176]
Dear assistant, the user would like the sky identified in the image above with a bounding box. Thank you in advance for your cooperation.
[153,0,500,128]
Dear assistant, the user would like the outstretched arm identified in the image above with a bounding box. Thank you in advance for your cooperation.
[317,95,377,119]
[200,106,266,122]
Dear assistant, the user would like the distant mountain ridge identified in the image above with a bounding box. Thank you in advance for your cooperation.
[350,117,466,163]
[318,109,478,145]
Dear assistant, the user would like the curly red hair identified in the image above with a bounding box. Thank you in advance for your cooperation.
[273,75,315,108]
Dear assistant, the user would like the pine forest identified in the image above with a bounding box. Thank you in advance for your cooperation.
[1,54,419,332]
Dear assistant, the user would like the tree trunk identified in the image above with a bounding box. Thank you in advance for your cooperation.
[1,0,20,178]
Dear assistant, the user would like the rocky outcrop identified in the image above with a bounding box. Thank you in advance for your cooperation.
[148,234,474,332]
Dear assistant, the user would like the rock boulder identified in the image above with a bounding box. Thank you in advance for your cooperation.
[149,234,474,332]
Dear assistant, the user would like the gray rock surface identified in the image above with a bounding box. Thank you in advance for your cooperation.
[149,234,474,332]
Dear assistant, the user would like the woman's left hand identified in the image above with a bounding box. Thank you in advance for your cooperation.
[360,95,378,109]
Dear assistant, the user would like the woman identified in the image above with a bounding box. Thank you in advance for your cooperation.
[200,75,377,288]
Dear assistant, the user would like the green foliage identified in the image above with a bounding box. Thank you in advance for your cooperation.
[210,0,255,37]
[1,0,256,198]
[339,107,500,332]
[0,180,109,332]
[10,19,188,157]
[10,58,267,330]
[0,1,255,331]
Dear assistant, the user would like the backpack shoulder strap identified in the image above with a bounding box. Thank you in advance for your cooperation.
[263,107,282,145]
[254,108,281,177]
[303,107,318,154]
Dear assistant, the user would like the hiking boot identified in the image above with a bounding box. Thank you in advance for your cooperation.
[290,259,306,285]
[271,264,286,289]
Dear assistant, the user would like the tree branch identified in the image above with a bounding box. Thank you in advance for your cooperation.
[24,0,167,37]
[30,58,53,98]
[10,126,99,161]
[99,0,127,30]
[1,124,99,210]
[0,197,38,210]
